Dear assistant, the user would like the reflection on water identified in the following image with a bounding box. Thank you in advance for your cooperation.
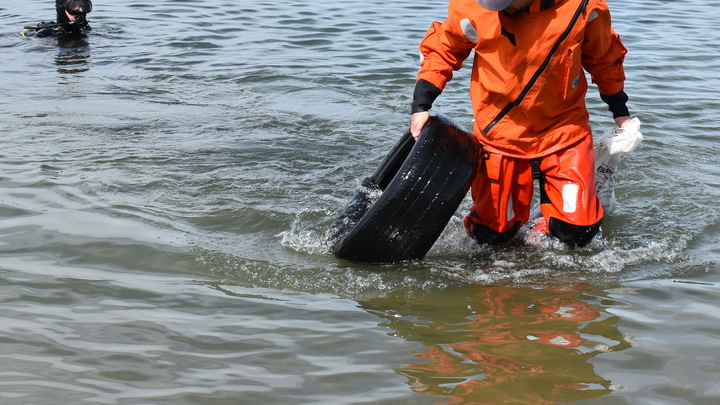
[361,284,632,404]
[55,36,90,75]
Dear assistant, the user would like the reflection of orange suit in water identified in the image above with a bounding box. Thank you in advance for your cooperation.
[370,285,631,404]
[412,0,631,247]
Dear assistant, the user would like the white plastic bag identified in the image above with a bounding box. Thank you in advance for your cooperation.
[594,117,643,212]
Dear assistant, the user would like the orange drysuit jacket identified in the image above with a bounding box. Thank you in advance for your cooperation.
[416,0,627,158]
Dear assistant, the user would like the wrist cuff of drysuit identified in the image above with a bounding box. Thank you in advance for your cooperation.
[411,79,442,114]
[600,90,630,119]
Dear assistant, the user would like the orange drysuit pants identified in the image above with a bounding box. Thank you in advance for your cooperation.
[463,135,603,247]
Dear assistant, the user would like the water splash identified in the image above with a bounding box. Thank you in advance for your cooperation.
[272,193,699,291]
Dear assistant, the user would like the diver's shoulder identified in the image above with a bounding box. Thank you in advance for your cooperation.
[21,21,56,38]
[21,21,92,38]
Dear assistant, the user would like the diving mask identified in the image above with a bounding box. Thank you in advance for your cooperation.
[59,0,92,15]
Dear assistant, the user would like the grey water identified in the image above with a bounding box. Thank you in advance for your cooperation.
[1,0,719,403]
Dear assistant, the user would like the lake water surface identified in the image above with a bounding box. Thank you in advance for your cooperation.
[1,0,719,404]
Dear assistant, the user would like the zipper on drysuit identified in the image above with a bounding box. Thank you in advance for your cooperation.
[482,0,590,135]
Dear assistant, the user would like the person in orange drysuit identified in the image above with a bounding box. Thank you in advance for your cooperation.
[410,0,635,247]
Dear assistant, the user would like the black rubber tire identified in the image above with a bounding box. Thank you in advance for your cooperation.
[331,114,479,264]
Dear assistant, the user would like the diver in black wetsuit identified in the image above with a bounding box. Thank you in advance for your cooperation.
[21,0,92,38]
